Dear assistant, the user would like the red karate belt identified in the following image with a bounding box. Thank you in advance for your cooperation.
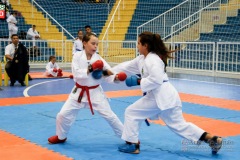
[75,83,99,115]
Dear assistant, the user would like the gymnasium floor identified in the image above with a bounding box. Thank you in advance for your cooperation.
[0,71,240,160]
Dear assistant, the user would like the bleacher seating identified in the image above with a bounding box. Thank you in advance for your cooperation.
[199,9,240,42]
[172,37,240,72]
[0,4,32,39]
[0,20,8,38]
[175,4,240,73]
[33,0,115,38]
[0,2,73,62]
[125,0,185,40]
[1,0,238,43]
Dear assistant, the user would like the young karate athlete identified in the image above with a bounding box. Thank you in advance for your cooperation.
[45,55,63,77]
[112,31,222,154]
[48,33,127,144]
[72,29,83,55]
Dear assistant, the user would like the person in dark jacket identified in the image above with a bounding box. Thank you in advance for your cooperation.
[5,34,29,86]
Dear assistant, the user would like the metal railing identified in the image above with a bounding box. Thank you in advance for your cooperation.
[137,0,218,40]
[1,39,239,79]
[31,0,74,39]
[169,0,240,44]
[101,0,124,59]
[101,0,123,42]
[12,0,75,40]
[0,39,73,67]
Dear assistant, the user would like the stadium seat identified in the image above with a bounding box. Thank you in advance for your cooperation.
[125,0,185,41]
[198,9,240,42]
[33,0,112,37]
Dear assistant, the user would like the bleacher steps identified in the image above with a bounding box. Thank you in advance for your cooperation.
[168,0,240,43]
[10,0,72,61]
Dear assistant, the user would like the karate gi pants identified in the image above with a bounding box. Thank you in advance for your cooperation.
[56,92,123,140]
[121,93,205,143]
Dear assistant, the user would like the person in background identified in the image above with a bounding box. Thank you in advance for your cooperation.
[84,25,98,54]
[72,29,83,55]
[26,25,40,48]
[84,25,96,36]
[5,34,29,86]
[7,11,18,40]
[69,29,84,79]
[44,55,63,77]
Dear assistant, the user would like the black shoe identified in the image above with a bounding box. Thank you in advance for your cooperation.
[10,83,14,86]
[21,82,26,86]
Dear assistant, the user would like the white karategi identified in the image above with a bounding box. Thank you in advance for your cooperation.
[45,61,60,77]
[56,50,123,139]
[26,28,40,47]
[112,52,205,143]
[6,14,18,39]
[72,39,83,55]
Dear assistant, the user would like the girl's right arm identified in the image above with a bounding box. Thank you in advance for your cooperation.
[112,56,140,75]
[71,53,89,80]
[104,56,141,83]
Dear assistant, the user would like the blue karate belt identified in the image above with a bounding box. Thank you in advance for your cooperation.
[143,80,168,95]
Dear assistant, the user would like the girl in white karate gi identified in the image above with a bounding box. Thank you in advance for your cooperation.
[6,11,18,40]
[72,29,83,55]
[48,33,126,144]
[115,31,222,154]
[26,25,40,47]
[45,55,62,77]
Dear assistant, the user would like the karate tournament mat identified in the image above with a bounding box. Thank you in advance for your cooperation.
[0,74,239,160]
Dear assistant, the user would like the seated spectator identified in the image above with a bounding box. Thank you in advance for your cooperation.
[26,25,40,48]
[44,55,63,77]
[5,34,29,86]
[72,29,83,55]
